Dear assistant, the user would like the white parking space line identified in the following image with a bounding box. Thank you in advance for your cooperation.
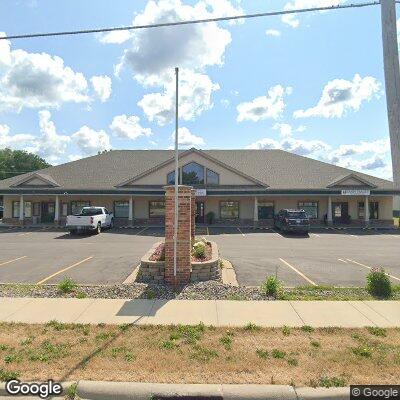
[0,256,27,267]
[338,258,348,264]
[346,258,400,282]
[237,227,245,237]
[279,258,317,286]
[135,227,148,235]
[310,233,321,238]
[346,233,359,238]
[17,232,33,237]
[37,256,94,284]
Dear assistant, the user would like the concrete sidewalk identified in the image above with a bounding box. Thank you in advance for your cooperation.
[0,297,399,327]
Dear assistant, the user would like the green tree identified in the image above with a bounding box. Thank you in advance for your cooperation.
[0,149,51,180]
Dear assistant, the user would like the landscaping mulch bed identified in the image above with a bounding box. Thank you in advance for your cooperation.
[149,242,212,262]
[0,323,398,386]
[0,282,399,300]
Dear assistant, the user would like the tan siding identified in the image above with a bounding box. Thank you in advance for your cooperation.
[129,152,257,186]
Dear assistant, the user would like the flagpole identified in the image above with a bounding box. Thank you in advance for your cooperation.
[173,67,179,286]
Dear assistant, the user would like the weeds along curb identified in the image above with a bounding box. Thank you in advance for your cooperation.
[75,381,350,400]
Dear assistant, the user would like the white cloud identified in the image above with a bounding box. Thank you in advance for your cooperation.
[0,124,35,148]
[273,123,292,137]
[110,114,152,140]
[237,85,292,122]
[331,138,389,158]
[246,124,392,178]
[115,0,240,77]
[111,1,240,124]
[266,29,281,37]
[26,110,71,162]
[138,69,219,125]
[90,75,112,102]
[0,33,89,112]
[282,0,347,28]
[171,127,205,147]
[220,99,230,108]
[72,126,111,155]
[294,74,381,119]
[246,136,330,156]
[99,30,133,44]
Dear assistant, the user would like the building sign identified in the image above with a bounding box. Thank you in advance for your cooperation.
[195,189,207,197]
[341,189,370,196]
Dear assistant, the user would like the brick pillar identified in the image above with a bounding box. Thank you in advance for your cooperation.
[164,185,193,286]
[191,189,196,240]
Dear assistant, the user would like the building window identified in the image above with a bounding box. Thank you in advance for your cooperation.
[61,203,68,217]
[182,162,204,185]
[71,201,90,215]
[298,201,318,219]
[167,170,181,185]
[12,201,32,218]
[33,203,40,216]
[206,169,219,185]
[12,201,19,218]
[114,201,130,218]
[149,201,165,218]
[24,202,32,218]
[220,201,239,219]
[358,201,379,219]
[258,201,274,220]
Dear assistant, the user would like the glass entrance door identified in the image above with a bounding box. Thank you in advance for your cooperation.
[195,202,205,223]
[41,202,55,223]
[332,202,349,224]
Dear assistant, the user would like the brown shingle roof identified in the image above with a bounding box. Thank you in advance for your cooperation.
[0,149,394,191]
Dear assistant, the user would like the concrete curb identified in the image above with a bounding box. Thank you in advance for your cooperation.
[74,381,350,400]
[0,380,353,399]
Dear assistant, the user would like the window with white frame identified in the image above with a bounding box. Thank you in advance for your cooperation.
[298,201,318,219]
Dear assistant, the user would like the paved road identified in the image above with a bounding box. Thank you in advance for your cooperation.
[0,226,399,287]
[205,227,400,287]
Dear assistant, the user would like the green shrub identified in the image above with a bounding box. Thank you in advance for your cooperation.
[287,357,298,366]
[317,376,347,388]
[0,368,19,381]
[206,211,215,225]
[192,242,206,259]
[366,268,392,298]
[244,323,261,332]
[282,326,291,336]
[66,382,78,399]
[367,327,387,337]
[301,325,314,333]
[57,277,77,294]
[272,349,286,359]
[256,349,269,359]
[352,345,373,358]
[260,276,282,298]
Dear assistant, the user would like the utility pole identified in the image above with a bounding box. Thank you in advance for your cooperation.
[173,67,179,285]
[381,0,400,224]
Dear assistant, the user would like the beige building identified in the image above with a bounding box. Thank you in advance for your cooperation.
[0,148,397,227]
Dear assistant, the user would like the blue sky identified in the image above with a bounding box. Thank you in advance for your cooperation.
[0,0,396,180]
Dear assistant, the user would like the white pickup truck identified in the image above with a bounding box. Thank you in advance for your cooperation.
[66,207,114,235]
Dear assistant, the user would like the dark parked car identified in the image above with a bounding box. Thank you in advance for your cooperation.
[274,209,310,233]
[0,205,3,220]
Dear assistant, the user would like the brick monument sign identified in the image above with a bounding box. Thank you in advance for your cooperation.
[164,185,195,286]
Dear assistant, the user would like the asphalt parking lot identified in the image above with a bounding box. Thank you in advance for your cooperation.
[0,226,164,285]
[202,227,400,287]
[0,226,399,287]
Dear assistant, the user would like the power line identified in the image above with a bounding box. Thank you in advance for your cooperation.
[0,1,380,41]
